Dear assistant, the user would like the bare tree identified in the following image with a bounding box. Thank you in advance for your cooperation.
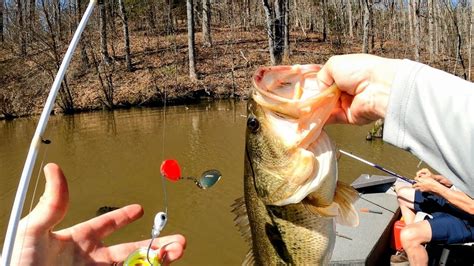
[40,0,74,112]
[53,0,62,41]
[428,0,434,62]
[0,0,3,42]
[17,0,27,55]
[274,0,284,63]
[118,0,132,71]
[362,0,371,53]
[408,0,413,46]
[433,0,439,54]
[412,0,419,61]
[262,0,285,65]
[202,0,212,47]
[76,0,89,69]
[322,0,328,42]
[28,0,35,42]
[283,0,290,59]
[347,0,353,38]
[187,0,197,81]
[146,0,156,30]
[469,0,473,80]
[99,0,111,64]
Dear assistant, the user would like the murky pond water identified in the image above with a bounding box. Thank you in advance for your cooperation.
[0,100,423,265]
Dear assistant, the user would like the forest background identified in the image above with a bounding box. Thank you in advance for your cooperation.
[0,0,472,119]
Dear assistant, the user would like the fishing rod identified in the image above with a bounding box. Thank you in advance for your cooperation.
[1,1,97,264]
[339,149,415,184]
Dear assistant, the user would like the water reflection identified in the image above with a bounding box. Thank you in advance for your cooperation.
[0,100,422,265]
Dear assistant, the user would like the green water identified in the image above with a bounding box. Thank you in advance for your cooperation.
[0,100,422,265]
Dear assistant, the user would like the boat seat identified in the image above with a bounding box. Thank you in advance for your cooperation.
[414,211,474,265]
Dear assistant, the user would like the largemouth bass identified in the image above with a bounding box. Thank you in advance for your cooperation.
[233,64,359,265]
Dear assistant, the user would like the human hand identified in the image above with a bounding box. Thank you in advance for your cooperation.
[317,54,400,125]
[11,163,186,266]
[416,168,453,188]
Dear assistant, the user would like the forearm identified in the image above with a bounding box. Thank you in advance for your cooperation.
[384,60,474,196]
[436,186,474,215]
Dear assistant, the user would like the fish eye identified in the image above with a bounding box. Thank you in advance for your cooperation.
[247,116,260,133]
[161,214,166,220]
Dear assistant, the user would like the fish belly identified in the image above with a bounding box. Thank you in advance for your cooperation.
[244,158,335,265]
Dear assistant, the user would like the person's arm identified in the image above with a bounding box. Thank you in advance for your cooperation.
[413,175,474,215]
[384,60,474,196]
[317,54,474,196]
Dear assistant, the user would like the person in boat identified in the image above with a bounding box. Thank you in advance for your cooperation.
[394,169,474,265]
[317,54,474,265]
[7,163,186,265]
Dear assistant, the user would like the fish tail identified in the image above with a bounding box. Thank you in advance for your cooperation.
[333,181,359,227]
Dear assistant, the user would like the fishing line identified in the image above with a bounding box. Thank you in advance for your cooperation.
[144,86,169,265]
[18,141,50,265]
[161,83,168,215]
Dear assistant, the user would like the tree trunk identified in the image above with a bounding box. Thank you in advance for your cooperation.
[146,0,156,30]
[118,0,132,71]
[347,0,353,38]
[28,0,35,42]
[202,0,212,47]
[17,0,27,55]
[428,0,434,62]
[99,0,111,64]
[362,0,370,53]
[469,0,473,80]
[408,0,413,45]
[262,0,276,64]
[186,0,197,81]
[283,0,290,60]
[0,0,3,42]
[76,0,89,68]
[412,0,419,61]
[322,0,328,42]
[54,0,62,41]
[166,0,174,34]
[244,0,251,29]
[433,0,439,54]
[274,0,284,64]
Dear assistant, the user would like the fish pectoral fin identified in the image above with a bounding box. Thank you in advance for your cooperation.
[333,181,360,227]
[231,197,252,244]
[303,199,339,217]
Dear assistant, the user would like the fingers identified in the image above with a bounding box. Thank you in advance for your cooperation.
[107,234,186,264]
[317,56,336,90]
[415,168,431,178]
[25,163,69,232]
[326,93,353,124]
[69,204,144,240]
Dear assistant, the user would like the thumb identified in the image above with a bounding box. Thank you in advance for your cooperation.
[317,58,336,90]
[26,163,69,232]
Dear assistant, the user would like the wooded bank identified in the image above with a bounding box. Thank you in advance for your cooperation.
[0,0,472,119]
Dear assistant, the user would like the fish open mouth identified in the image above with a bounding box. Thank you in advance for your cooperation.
[248,64,342,205]
[252,64,340,150]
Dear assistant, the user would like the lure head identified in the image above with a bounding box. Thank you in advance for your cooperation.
[152,212,167,238]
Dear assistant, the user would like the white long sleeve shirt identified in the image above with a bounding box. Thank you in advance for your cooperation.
[384,60,474,196]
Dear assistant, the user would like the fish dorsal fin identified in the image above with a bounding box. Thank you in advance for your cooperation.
[333,181,359,227]
[231,197,252,244]
[242,249,255,266]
